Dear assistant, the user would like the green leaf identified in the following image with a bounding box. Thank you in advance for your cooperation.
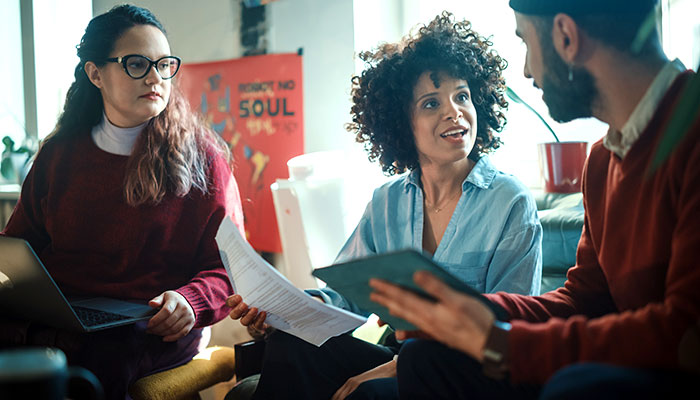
[2,136,15,154]
[630,9,658,55]
[506,86,560,142]
[649,71,700,173]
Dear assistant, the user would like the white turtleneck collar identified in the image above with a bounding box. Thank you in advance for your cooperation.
[91,114,147,156]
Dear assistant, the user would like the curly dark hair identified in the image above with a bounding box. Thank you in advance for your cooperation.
[347,11,508,175]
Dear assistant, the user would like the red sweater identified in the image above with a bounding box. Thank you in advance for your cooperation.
[1,132,245,328]
[488,71,700,383]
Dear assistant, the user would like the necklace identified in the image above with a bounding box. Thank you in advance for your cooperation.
[424,189,462,213]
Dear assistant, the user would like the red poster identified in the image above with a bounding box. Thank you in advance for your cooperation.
[179,53,304,252]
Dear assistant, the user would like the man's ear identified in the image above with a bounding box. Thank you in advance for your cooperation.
[552,13,580,64]
[84,61,103,89]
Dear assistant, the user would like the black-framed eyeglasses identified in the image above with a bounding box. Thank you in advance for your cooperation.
[104,54,182,80]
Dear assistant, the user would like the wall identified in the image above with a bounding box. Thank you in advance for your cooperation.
[352,0,403,80]
[93,0,242,63]
[267,0,356,153]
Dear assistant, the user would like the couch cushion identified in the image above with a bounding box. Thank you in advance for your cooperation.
[533,191,584,271]
[540,272,568,294]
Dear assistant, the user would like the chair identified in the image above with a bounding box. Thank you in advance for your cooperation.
[270,150,388,289]
[269,178,326,289]
[127,319,257,400]
[128,346,237,400]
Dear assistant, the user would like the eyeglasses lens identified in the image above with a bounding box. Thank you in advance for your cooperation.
[157,58,180,79]
[125,56,180,79]
[126,56,149,78]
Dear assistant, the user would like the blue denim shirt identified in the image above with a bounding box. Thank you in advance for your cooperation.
[311,156,542,315]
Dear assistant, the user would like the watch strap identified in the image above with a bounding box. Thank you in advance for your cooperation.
[482,320,511,380]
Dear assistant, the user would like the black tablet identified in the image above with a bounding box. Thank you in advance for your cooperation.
[312,249,509,330]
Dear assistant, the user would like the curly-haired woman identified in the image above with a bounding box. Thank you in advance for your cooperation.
[227,12,541,400]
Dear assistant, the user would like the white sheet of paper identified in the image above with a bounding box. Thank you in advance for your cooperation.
[215,217,366,346]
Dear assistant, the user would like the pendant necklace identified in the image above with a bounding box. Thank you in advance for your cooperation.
[425,189,462,213]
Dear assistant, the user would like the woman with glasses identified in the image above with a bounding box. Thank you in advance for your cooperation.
[0,5,244,398]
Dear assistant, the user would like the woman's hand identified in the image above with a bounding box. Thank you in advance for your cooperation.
[370,271,495,360]
[226,294,269,333]
[147,290,195,342]
[331,360,396,400]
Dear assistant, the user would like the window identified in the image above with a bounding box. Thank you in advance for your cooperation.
[0,0,91,148]
[0,0,25,147]
[661,0,700,70]
[33,0,92,139]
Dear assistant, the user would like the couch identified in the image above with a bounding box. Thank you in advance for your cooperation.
[532,191,584,293]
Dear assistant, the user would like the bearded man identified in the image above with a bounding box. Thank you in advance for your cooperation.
[370,1,700,398]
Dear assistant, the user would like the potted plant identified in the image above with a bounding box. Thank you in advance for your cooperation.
[1,136,36,185]
[506,87,588,193]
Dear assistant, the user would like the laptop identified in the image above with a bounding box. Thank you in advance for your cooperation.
[0,236,156,332]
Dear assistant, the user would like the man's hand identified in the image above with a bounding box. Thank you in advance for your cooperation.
[369,271,495,360]
[376,317,431,341]
[394,330,432,341]
[226,294,269,333]
[147,290,196,342]
[331,360,396,400]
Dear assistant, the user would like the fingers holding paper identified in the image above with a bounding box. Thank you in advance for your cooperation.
[226,294,268,332]
[369,271,495,360]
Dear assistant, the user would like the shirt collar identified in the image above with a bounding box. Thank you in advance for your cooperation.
[603,58,686,158]
[404,155,498,192]
[91,113,147,156]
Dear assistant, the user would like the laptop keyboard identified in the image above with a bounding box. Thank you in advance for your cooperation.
[73,306,132,327]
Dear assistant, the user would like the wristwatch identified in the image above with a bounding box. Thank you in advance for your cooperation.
[481,320,512,380]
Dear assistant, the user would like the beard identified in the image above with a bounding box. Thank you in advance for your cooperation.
[539,35,598,123]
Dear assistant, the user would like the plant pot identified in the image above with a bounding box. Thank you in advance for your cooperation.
[537,141,589,193]
[0,153,29,185]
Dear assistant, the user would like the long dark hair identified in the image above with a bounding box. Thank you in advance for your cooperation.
[44,4,230,205]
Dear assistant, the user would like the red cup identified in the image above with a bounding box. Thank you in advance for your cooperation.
[538,141,589,193]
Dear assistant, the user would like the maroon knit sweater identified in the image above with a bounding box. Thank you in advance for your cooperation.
[487,71,700,383]
[1,132,245,328]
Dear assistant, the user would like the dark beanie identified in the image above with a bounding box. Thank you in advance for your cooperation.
[509,0,657,15]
